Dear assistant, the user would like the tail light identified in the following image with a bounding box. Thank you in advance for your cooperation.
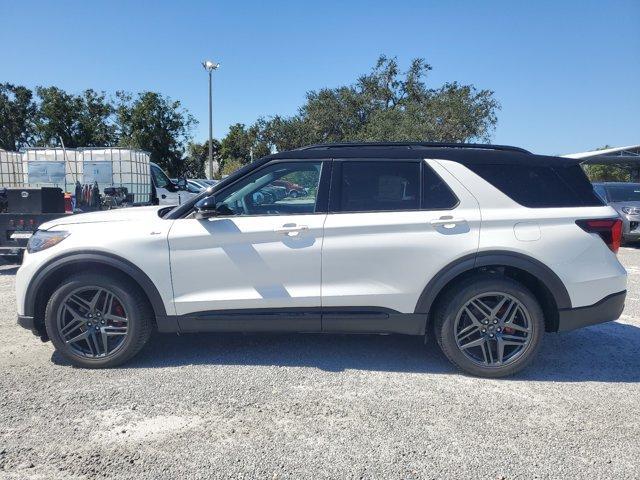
[576,218,623,253]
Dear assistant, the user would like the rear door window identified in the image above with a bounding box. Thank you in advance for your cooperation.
[335,161,421,212]
[422,165,458,209]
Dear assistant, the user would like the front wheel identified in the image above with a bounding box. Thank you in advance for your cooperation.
[45,273,153,368]
[434,275,544,378]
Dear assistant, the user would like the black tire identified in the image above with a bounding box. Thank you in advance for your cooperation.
[289,190,298,198]
[45,272,153,368]
[433,274,544,378]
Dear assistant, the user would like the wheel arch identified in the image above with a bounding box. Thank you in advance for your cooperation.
[25,251,169,338]
[415,251,571,333]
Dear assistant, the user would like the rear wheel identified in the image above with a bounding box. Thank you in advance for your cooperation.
[434,274,544,378]
[45,273,153,368]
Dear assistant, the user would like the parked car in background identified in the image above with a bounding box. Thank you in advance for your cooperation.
[272,179,306,198]
[16,143,626,378]
[152,164,196,205]
[187,180,208,193]
[198,179,219,187]
[593,182,640,242]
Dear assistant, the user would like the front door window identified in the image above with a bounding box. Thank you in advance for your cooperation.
[215,162,322,216]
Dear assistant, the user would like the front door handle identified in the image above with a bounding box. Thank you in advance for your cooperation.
[430,216,466,228]
[274,225,309,237]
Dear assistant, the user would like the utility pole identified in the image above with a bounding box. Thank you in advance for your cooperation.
[202,60,220,179]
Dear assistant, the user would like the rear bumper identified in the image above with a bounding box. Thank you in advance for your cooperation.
[557,291,626,331]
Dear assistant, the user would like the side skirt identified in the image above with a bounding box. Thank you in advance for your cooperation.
[164,307,427,335]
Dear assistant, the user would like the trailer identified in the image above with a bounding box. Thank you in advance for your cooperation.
[0,147,197,259]
[0,186,70,258]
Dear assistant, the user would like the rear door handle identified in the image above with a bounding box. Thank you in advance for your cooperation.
[430,216,466,228]
[274,225,309,237]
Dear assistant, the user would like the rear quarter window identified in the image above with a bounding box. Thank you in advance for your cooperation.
[467,164,604,208]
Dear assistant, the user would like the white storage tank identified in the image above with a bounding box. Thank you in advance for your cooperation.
[79,148,151,204]
[22,148,80,190]
[22,147,151,204]
[0,149,24,187]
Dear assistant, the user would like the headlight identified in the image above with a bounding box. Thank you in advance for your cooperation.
[621,207,640,215]
[26,230,70,253]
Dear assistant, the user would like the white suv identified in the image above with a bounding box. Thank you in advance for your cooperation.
[15,143,627,377]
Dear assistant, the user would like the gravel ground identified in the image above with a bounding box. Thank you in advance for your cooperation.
[1,250,639,479]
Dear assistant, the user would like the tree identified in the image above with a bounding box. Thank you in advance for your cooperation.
[582,163,630,182]
[183,139,221,178]
[34,87,116,148]
[219,123,270,166]
[116,91,197,176]
[257,55,500,151]
[220,158,243,177]
[0,83,36,151]
[582,145,632,182]
[76,89,117,146]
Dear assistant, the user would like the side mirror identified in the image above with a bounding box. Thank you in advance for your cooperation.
[194,196,219,220]
[177,178,188,190]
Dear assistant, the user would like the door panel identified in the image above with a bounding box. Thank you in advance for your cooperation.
[321,159,481,314]
[168,160,327,331]
[169,214,325,316]
[157,187,179,205]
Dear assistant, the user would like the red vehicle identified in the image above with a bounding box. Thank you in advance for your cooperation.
[272,180,306,198]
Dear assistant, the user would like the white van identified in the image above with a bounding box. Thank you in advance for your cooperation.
[149,162,194,206]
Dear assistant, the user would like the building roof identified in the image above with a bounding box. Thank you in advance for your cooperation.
[562,144,640,160]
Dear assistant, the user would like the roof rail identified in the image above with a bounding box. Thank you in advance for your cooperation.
[297,142,532,155]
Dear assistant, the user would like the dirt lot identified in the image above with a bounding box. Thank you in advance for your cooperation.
[0,250,639,479]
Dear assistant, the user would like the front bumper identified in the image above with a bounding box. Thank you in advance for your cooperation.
[621,213,640,240]
[557,291,626,331]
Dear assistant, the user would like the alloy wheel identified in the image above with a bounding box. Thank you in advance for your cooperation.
[454,292,533,367]
[56,286,129,358]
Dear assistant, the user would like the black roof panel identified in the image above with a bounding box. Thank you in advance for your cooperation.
[264,142,578,167]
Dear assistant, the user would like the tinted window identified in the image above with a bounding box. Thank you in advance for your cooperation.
[338,161,420,212]
[423,166,458,209]
[214,162,321,215]
[467,164,604,208]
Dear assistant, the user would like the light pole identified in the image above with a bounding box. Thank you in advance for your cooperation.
[202,60,220,179]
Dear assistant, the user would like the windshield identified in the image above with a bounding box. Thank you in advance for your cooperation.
[151,165,172,189]
[606,184,640,202]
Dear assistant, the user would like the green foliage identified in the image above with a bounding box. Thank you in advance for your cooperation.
[255,55,500,152]
[282,168,319,190]
[583,164,631,182]
[582,146,632,182]
[35,87,116,148]
[116,91,197,176]
[183,139,221,178]
[1,56,501,180]
[220,158,243,177]
[0,83,36,150]
[220,123,270,165]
